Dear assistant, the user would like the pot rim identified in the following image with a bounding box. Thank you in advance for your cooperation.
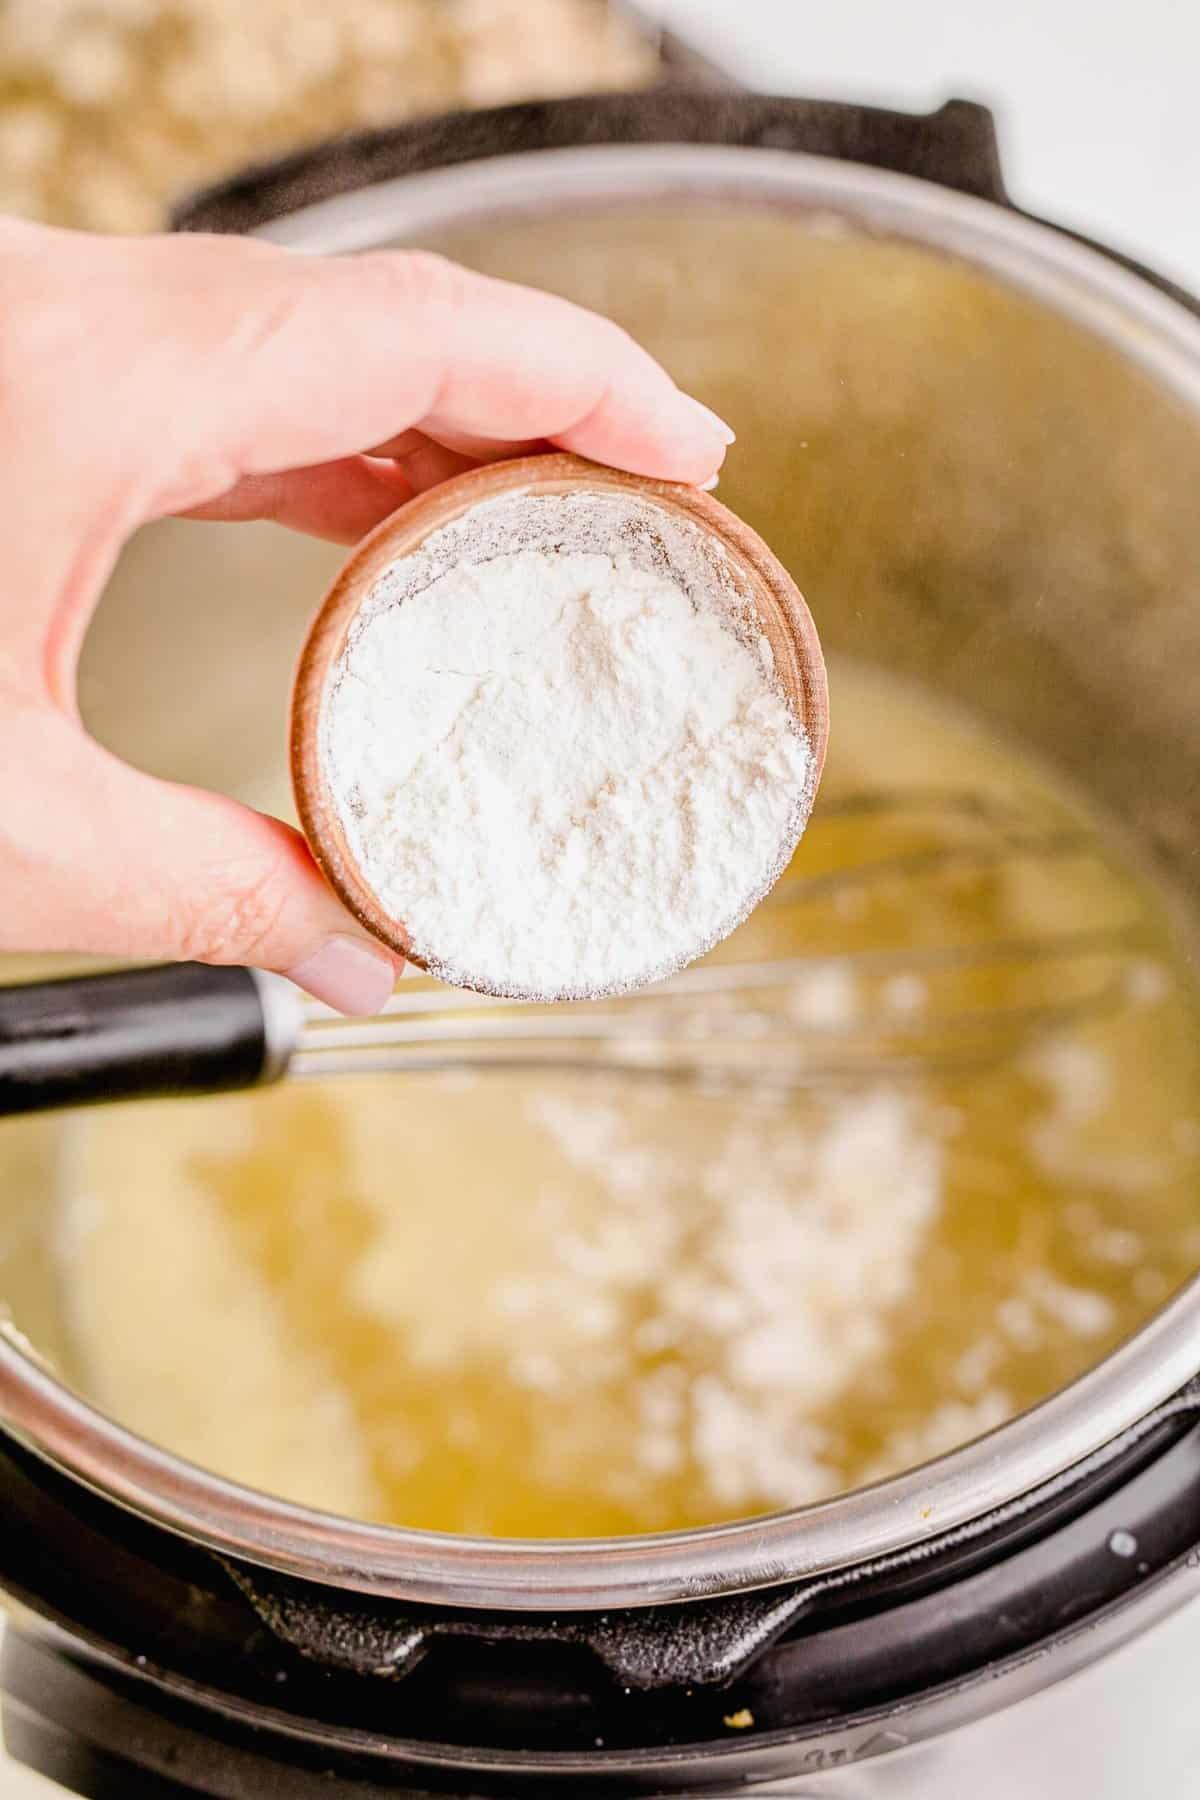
[256,141,1200,390]
[6,142,1200,1613]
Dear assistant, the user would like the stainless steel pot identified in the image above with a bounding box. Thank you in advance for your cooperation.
[3,92,1200,1799]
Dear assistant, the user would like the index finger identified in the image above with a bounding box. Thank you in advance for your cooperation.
[383,252,736,480]
[122,237,733,507]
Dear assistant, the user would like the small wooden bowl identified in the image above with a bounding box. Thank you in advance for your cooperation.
[290,453,828,986]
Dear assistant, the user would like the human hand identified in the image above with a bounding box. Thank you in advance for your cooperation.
[0,220,732,1013]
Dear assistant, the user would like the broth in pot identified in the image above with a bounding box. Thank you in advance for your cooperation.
[52,660,1200,1537]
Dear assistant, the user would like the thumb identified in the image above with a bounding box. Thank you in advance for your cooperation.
[8,713,401,1015]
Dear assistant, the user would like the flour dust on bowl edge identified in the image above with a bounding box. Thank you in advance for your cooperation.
[2,94,1200,1799]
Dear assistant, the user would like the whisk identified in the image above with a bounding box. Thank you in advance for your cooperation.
[0,790,1150,1117]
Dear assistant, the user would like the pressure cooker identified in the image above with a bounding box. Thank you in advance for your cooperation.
[3,88,1200,1800]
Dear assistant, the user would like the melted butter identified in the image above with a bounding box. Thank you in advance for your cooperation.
[57,659,1200,1537]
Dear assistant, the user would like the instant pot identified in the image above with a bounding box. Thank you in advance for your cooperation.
[3,88,1200,1799]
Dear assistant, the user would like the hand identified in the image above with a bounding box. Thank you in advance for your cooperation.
[0,220,732,1013]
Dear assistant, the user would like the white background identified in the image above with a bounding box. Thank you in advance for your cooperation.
[647,0,1200,293]
[2,3,1198,1794]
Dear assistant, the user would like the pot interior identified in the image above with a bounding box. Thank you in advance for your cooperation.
[4,175,1200,1546]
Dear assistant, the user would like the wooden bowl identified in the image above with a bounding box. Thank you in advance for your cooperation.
[290,453,828,987]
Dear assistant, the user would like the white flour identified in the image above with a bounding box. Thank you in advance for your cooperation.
[321,492,815,998]
[519,1084,945,1509]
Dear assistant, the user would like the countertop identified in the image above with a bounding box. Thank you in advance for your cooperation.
[2,2,1198,1792]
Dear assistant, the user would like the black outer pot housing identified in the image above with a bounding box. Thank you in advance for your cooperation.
[3,1402,1200,1797]
[5,80,1200,1800]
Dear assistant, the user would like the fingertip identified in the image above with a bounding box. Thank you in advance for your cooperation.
[554,406,729,488]
[286,934,402,1015]
[657,393,735,484]
[679,394,737,447]
[551,351,737,486]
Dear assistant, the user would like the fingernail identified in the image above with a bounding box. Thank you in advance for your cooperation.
[699,473,720,492]
[287,935,399,1016]
[684,395,736,446]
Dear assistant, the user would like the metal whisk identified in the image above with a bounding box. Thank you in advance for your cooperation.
[0,789,1150,1117]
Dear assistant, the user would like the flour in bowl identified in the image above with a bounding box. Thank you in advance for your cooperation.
[321,491,815,998]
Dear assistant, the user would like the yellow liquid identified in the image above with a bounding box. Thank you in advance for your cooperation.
[57,660,1200,1537]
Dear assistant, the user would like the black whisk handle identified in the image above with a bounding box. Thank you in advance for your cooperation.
[0,964,296,1117]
